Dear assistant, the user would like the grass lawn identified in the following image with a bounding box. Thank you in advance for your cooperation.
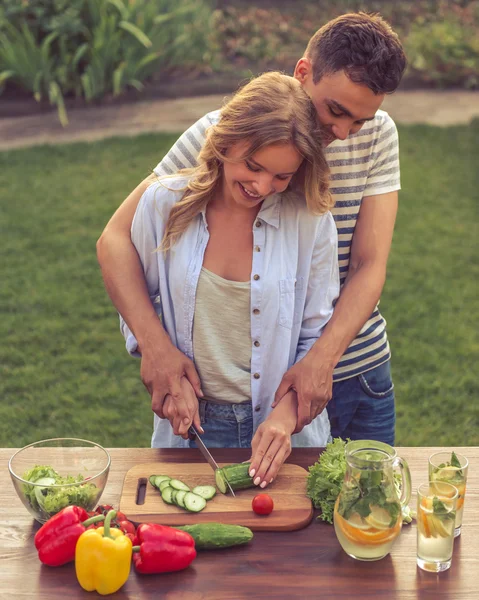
[1,123,477,448]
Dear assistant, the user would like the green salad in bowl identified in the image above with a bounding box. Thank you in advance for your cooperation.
[9,438,110,523]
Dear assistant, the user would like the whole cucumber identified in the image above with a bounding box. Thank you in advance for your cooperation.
[175,523,253,549]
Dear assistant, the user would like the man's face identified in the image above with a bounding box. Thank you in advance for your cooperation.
[294,59,385,145]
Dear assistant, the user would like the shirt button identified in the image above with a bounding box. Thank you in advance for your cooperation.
[253,308,260,315]
[253,340,260,347]
[254,246,261,252]
[253,373,260,379]
[254,405,261,412]
[255,221,262,227]
[253,274,260,281]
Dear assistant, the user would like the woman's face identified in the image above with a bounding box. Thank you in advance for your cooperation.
[221,142,303,210]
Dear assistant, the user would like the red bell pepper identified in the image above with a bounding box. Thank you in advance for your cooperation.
[132,523,196,574]
[34,505,105,567]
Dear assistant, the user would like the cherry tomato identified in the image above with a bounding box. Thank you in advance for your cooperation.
[119,520,136,535]
[252,494,274,515]
[115,511,127,522]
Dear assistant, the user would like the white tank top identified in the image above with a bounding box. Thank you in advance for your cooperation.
[193,268,251,404]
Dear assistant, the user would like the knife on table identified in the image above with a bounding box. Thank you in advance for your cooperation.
[188,425,236,497]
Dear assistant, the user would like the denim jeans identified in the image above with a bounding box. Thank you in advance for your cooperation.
[189,400,254,449]
[326,360,396,445]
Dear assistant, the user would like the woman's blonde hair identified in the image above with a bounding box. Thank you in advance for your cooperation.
[161,71,332,251]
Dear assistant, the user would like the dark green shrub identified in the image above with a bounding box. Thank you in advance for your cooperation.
[405,16,479,88]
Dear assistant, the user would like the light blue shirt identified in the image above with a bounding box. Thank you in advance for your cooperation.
[120,176,340,448]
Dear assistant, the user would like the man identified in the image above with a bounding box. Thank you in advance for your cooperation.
[97,12,407,445]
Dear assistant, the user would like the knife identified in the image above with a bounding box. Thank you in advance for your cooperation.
[188,425,236,497]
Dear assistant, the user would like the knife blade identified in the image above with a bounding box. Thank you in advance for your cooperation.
[189,425,236,497]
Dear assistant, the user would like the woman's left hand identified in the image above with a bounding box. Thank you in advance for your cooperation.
[248,407,296,489]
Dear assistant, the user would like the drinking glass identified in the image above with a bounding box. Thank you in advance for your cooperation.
[429,451,468,537]
[417,481,457,572]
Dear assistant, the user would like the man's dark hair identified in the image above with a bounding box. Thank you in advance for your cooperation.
[305,12,407,94]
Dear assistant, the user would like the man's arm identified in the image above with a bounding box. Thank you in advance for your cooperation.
[274,191,398,431]
[97,175,161,354]
[312,191,398,365]
[97,112,213,350]
[96,115,213,432]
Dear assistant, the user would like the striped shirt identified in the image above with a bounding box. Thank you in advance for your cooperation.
[153,109,400,382]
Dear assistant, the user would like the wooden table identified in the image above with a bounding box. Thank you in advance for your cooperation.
[1,447,477,599]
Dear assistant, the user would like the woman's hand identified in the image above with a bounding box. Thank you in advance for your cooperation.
[248,391,298,488]
[162,376,203,439]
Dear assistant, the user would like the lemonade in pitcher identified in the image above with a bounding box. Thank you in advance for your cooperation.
[333,440,411,561]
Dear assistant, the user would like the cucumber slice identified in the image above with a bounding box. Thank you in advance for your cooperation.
[184,492,207,513]
[171,489,178,504]
[159,479,173,492]
[175,490,187,508]
[192,485,216,500]
[169,479,190,492]
[215,469,227,494]
[154,475,171,488]
[34,477,57,507]
[161,486,174,504]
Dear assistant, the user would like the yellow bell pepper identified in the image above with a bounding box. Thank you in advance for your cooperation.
[75,510,132,596]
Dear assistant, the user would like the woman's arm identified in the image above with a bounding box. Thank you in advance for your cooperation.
[248,390,298,488]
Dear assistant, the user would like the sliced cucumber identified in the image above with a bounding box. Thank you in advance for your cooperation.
[175,490,188,508]
[215,469,227,494]
[154,475,171,488]
[192,485,216,500]
[169,479,190,492]
[159,479,173,492]
[161,486,175,504]
[171,489,178,504]
[184,492,207,513]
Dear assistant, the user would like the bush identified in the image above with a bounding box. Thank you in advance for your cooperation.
[405,17,479,89]
[211,0,479,89]
[0,0,216,125]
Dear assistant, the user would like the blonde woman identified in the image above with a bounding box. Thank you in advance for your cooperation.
[114,72,339,487]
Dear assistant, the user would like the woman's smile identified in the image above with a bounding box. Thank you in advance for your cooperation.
[238,182,263,201]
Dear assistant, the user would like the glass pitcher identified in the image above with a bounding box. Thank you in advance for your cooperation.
[333,440,411,561]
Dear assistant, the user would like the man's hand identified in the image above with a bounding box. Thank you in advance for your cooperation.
[272,351,333,433]
[248,391,297,487]
[163,377,202,439]
[140,343,204,436]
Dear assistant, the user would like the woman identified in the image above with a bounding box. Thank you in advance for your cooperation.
[116,72,339,487]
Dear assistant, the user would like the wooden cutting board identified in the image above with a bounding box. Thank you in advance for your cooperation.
[119,462,313,531]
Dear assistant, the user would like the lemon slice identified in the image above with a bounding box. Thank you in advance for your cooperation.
[432,466,460,481]
[420,497,434,514]
[428,515,449,538]
[346,512,372,530]
[365,505,392,530]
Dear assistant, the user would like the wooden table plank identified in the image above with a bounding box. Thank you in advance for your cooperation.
[1,447,477,599]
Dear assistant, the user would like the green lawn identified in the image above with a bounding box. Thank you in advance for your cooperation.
[1,123,477,448]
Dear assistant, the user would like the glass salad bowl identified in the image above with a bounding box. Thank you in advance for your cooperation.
[9,438,111,523]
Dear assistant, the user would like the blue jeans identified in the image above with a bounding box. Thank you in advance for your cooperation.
[326,360,395,445]
[189,400,254,448]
